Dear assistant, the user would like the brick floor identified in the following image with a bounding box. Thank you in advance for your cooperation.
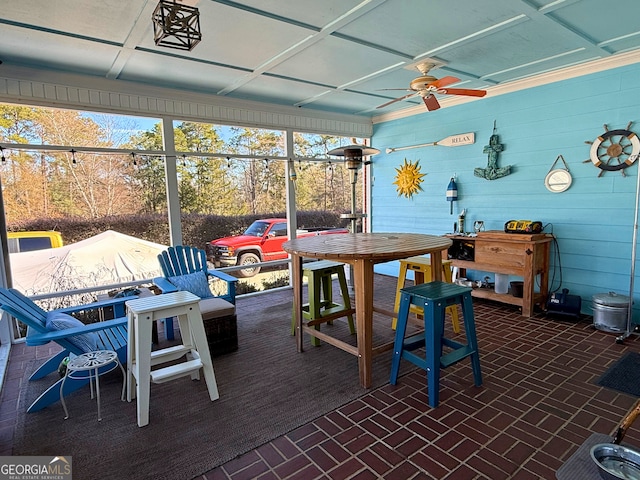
[3,274,640,479]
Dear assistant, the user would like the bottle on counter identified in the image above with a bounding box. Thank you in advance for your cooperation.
[457,209,466,234]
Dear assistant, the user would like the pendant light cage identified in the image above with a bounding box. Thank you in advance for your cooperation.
[152,0,202,51]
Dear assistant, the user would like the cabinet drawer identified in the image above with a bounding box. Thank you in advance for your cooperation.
[474,241,525,269]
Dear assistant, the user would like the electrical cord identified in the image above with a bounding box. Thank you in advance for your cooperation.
[542,222,563,294]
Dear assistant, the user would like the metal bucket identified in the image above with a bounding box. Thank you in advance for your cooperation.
[590,443,640,479]
[592,292,629,333]
[590,400,640,479]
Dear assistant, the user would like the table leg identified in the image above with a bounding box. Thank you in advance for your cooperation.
[135,313,153,428]
[61,370,70,419]
[392,262,409,328]
[540,242,550,304]
[185,307,220,401]
[126,312,136,402]
[523,248,535,317]
[94,366,102,422]
[354,259,375,388]
[292,254,304,352]
[430,250,444,282]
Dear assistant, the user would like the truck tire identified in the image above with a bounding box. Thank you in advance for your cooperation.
[237,253,261,278]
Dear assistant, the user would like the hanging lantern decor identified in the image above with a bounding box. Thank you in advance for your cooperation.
[152,0,202,51]
[446,176,458,214]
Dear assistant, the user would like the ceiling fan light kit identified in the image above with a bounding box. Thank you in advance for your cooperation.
[377,60,487,111]
[152,0,202,51]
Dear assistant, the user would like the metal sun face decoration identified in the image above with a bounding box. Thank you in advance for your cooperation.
[393,158,425,198]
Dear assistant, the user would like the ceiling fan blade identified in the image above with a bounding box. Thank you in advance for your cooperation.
[376,92,419,109]
[429,76,460,89]
[438,88,487,97]
[423,94,441,111]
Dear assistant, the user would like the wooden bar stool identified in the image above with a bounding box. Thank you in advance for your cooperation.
[390,281,482,408]
[291,260,355,346]
[392,255,460,333]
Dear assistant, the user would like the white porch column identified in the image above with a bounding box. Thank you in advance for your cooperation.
[161,117,182,246]
[285,130,298,285]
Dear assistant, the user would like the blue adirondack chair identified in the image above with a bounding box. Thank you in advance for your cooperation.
[0,288,129,413]
[154,246,238,340]
[155,245,237,304]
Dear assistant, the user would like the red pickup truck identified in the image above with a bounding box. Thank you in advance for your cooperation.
[206,218,348,277]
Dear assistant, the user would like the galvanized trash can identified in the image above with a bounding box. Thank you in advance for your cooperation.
[592,292,629,333]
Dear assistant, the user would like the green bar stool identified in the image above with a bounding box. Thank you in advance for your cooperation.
[390,281,482,407]
[291,260,355,346]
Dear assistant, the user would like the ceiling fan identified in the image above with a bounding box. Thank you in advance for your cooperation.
[377,61,487,111]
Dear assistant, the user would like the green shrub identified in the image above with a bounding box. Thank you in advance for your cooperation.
[235,281,260,295]
[262,274,290,290]
[8,211,349,249]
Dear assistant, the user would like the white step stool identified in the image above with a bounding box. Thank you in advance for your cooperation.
[126,291,219,427]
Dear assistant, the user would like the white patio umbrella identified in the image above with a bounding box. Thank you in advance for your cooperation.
[9,230,168,295]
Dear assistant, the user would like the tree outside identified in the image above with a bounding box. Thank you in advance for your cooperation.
[0,104,368,340]
[0,105,364,226]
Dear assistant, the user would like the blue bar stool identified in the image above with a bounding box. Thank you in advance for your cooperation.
[291,260,355,346]
[390,281,482,407]
[392,256,460,333]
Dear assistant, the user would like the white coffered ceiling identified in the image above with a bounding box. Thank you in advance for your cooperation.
[0,0,639,118]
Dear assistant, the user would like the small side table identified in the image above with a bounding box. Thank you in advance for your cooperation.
[97,287,173,343]
[60,350,126,421]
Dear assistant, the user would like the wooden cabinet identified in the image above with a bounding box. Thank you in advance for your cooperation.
[446,231,553,317]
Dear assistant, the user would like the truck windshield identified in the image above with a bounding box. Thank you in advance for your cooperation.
[244,221,270,237]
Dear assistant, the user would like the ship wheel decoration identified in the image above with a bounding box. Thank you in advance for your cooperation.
[584,122,640,176]
[393,158,425,198]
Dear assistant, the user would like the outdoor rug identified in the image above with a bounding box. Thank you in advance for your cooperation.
[596,351,640,397]
[13,299,410,480]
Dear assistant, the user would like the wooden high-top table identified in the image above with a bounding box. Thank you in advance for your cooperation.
[283,233,452,388]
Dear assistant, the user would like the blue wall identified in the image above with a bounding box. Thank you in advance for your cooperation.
[371,62,640,318]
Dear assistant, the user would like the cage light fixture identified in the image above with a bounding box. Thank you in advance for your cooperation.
[152,0,202,51]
